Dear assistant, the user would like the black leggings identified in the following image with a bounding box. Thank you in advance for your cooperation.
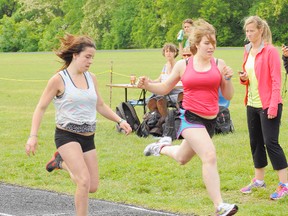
[247,104,287,170]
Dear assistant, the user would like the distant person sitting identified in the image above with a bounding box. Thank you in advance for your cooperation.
[147,43,183,118]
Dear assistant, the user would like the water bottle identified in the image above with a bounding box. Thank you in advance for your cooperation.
[177,30,184,42]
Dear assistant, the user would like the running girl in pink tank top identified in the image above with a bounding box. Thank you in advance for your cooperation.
[137,19,238,216]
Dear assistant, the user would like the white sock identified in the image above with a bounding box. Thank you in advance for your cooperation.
[255,179,264,185]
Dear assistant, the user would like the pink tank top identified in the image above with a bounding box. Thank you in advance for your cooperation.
[181,57,221,116]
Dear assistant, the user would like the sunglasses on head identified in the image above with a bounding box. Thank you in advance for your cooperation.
[183,54,191,57]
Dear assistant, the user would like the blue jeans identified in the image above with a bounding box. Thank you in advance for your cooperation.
[246,104,287,170]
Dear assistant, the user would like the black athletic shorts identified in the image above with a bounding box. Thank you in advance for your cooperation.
[55,127,95,153]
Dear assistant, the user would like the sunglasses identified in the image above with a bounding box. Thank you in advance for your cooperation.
[183,54,192,57]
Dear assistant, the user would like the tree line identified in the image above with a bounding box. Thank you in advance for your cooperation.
[0,0,287,52]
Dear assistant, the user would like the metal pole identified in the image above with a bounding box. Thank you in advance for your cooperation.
[109,61,113,108]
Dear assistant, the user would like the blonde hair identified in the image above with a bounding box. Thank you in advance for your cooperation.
[188,19,216,55]
[243,16,272,44]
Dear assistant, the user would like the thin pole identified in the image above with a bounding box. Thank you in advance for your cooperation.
[109,61,113,108]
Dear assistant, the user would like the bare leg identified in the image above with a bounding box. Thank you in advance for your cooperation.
[277,168,288,183]
[58,142,91,216]
[157,98,168,118]
[147,98,157,112]
[255,168,265,181]
[161,128,223,208]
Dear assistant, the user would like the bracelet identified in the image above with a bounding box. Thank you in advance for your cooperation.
[224,76,231,81]
[28,134,38,138]
[117,119,125,125]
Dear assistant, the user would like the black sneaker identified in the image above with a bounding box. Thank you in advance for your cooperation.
[46,151,63,172]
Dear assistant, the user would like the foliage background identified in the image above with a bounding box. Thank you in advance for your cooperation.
[0,0,288,52]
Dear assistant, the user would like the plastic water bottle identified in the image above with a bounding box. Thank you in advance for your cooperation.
[177,30,184,42]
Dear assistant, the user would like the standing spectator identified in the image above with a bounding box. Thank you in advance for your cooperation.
[239,16,288,200]
[282,44,288,73]
[138,19,238,216]
[177,18,193,57]
[25,34,132,215]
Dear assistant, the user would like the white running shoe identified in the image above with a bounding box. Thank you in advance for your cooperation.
[143,136,172,156]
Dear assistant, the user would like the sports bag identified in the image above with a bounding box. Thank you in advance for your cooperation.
[162,108,181,140]
[215,106,234,134]
[136,111,163,138]
[115,102,140,132]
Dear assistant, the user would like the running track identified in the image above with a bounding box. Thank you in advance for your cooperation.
[0,183,180,216]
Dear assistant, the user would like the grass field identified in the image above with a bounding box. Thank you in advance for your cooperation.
[0,48,288,216]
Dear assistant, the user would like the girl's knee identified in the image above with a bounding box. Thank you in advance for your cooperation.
[89,182,99,193]
[175,155,191,165]
[75,174,91,191]
[202,151,217,165]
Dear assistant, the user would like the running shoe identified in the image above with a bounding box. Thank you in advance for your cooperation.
[240,178,266,194]
[216,203,238,216]
[143,136,172,156]
[270,182,288,200]
[46,151,63,172]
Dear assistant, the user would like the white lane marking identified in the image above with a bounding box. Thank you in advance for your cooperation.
[0,213,15,216]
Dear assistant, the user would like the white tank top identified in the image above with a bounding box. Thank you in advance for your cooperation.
[53,70,97,133]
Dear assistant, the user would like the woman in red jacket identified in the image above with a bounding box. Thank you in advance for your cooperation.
[239,16,288,200]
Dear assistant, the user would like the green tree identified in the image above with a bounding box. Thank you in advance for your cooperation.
[249,0,288,45]
[0,0,18,18]
[103,0,138,49]
[81,0,117,49]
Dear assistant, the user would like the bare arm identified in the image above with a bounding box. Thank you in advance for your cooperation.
[25,74,62,156]
[217,58,234,101]
[137,59,185,95]
[91,74,132,135]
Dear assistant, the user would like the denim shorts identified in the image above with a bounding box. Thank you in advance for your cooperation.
[55,127,95,152]
[177,109,216,138]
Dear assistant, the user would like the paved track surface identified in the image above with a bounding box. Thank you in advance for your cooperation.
[0,183,179,216]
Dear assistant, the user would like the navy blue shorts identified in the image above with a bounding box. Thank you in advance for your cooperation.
[55,127,95,153]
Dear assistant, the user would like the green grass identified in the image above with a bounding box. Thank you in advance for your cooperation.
[0,48,288,216]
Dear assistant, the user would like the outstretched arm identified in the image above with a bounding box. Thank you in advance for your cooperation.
[92,74,132,135]
[137,59,185,95]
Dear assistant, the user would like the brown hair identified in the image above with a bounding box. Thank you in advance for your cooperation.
[162,43,179,58]
[188,19,216,55]
[243,16,272,44]
[55,33,96,71]
[182,18,193,26]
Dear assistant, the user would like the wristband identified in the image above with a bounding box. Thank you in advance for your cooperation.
[28,134,38,138]
[224,76,231,81]
[117,119,125,125]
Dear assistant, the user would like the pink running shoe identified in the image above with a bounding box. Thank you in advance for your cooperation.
[240,178,266,194]
[270,183,288,200]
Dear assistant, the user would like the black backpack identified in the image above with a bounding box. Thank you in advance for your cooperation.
[115,102,140,132]
[162,108,182,140]
[136,111,163,138]
[215,106,234,134]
